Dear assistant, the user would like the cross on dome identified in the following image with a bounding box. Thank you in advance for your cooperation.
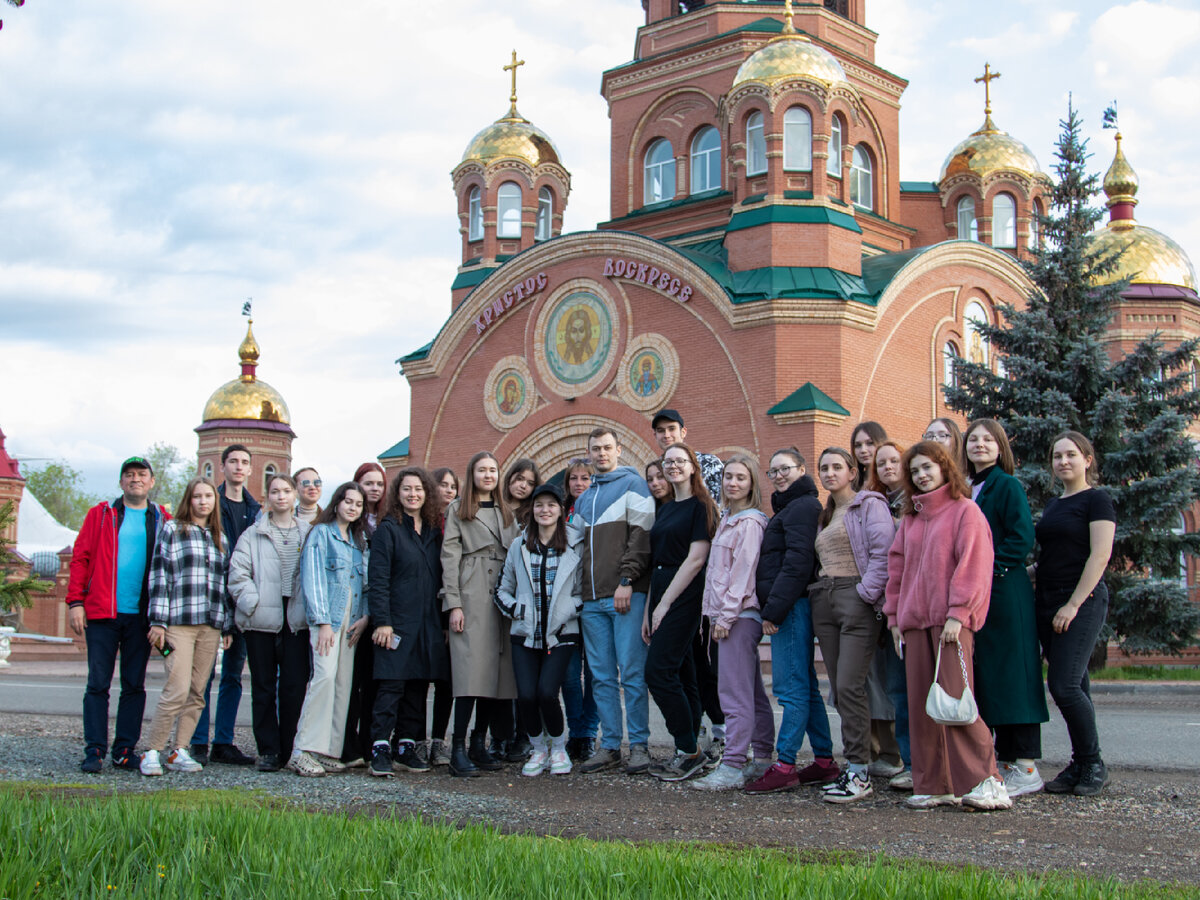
[504,50,526,118]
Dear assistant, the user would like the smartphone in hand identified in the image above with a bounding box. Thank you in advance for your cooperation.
[158,641,174,658]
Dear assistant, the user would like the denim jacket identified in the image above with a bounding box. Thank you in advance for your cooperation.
[299,523,368,628]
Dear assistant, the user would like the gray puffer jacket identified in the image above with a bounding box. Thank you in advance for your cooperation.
[494,533,583,650]
[229,515,311,634]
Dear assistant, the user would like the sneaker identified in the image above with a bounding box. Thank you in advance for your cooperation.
[703,738,725,771]
[313,753,347,774]
[140,749,164,776]
[626,743,652,775]
[506,735,533,763]
[1000,762,1044,798]
[210,743,255,766]
[1044,760,1082,794]
[189,744,209,766]
[690,763,744,791]
[580,747,622,774]
[111,748,141,771]
[905,793,959,809]
[823,770,874,804]
[549,746,572,775]
[744,763,800,794]
[796,757,841,785]
[742,759,772,783]
[256,754,281,772]
[867,758,905,778]
[429,739,451,767]
[343,758,367,769]
[962,775,1012,811]
[522,742,550,777]
[566,737,595,762]
[1072,760,1111,797]
[413,742,431,768]
[888,768,914,791]
[393,742,431,773]
[651,750,707,782]
[165,747,203,773]
[370,745,393,778]
[80,748,103,774]
[287,750,327,778]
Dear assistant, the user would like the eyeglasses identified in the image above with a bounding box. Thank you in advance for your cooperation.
[922,431,951,441]
[661,459,689,470]
[766,465,797,479]
[299,479,323,488]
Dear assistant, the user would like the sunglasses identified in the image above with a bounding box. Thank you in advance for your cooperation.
[299,479,322,488]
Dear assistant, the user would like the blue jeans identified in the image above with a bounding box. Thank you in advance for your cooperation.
[580,594,649,749]
[881,637,911,766]
[83,614,152,757]
[562,644,599,739]
[190,629,246,747]
[769,597,833,764]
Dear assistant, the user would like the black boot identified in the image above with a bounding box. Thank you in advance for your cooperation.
[448,738,479,778]
[469,731,502,771]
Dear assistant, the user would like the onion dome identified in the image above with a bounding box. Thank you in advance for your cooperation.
[732,1,846,88]
[461,108,561,168]
[939,114,1042,182]
[201,320,291,424]
[1090,134,1196,291]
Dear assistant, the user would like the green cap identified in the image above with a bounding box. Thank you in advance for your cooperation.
[120,456,153,476]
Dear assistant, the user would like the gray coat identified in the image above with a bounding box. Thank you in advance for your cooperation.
[228,515,311,634]
[441,500,519,699]
[495,534,583,650]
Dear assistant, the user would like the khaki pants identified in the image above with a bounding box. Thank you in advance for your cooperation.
[145,625,221,753]
[293,615,357,758]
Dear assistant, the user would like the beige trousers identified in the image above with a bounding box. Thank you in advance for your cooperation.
[293,615,357,758]
[145,624,221,753]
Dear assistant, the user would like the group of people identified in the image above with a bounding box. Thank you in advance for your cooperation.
[68,408,1116,811]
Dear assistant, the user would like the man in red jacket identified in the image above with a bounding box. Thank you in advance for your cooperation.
[66,457,171,773]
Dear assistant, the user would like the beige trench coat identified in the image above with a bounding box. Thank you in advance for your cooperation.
[441,500,519,698]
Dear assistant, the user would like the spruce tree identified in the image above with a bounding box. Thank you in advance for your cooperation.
[945,102,1200,657]
[0,501,49,627]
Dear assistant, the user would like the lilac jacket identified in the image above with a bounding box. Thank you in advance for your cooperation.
[814,489,896,609]
[702,508,769,630]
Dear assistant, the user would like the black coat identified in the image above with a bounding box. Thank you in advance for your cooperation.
[367,513,449,682]
[755,475,822,626]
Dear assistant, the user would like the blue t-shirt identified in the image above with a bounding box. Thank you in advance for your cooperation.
[115,507,149,615]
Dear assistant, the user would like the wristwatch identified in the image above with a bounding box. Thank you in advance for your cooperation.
[619,576,632,587]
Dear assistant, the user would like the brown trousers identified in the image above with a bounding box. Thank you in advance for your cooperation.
[903,627,998,796]
[145,624,222,753]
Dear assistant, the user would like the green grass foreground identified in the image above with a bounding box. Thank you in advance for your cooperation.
[0,785,1188,899]
[1092,665,1200,681]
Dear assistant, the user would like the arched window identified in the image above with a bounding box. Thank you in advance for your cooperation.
[992,192,1016,248]
[1029,198,1043,250]
[644,139,676,204]
[467,186,483,241]
[262,463,277,496]
[203,461,213,480]
[827,114,843,176]
[535,187,553,241]
[746,111,766,176]
[849,144,873,210]
[690,127,721,194]
[1174,513,1190,590]
[965,300,990,368]
[497,182,522,238]
[783,107,812,172]
[956,196,978,241]
[943,341,960,388]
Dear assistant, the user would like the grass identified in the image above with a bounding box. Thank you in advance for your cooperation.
[1091,665,1200,681]
[0,784,1191,899]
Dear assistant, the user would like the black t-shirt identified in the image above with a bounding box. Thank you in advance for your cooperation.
[223,496,250,550]
[649,495,710,607]
[1034,488,1116,587]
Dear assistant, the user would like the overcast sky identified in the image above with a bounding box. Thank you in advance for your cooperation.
[2,0,1197,502]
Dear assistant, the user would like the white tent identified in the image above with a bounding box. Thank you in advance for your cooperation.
[15,489,77,558]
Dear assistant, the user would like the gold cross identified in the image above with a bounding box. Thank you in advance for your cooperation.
[782,0,795,34]
[504,50,525,108]
[974,62,1001,116]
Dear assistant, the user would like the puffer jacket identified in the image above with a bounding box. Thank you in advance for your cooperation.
[299,523,368,628]
[702,508,769,631]
[494,532,584,651]
[228,515,311,634]
[755,475,822,626]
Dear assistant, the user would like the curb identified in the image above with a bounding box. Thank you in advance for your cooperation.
[1090,681,1200,695]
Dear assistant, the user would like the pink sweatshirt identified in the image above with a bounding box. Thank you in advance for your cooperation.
[883,483,994,633]
[702,508,769,631]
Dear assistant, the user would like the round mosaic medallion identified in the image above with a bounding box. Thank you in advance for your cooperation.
[535,286,618,398]
[483,356,536,431]
[616,333,679,412]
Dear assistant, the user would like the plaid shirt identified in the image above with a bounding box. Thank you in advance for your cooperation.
[148,520,229,631]
[527,543,559,649]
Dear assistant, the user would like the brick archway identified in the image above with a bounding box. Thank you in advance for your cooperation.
[502,414,657,477]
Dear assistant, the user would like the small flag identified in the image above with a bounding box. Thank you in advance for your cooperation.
[242,299,252,317]
[1102,103,1118,130]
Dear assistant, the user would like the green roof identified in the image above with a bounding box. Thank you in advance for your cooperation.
[674,241,874,305]
[397,341,433,364]
[900,181,940,193]
[726,204,862,235]
[767,383,850,416]
[451,264,499,292]
[860,246,930,296]
[378,437,409,459]
[600,190,731,228]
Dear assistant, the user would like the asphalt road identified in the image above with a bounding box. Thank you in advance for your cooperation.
[0,665,1196,770]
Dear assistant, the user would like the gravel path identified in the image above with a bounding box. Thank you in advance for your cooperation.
[1,712,1197,887]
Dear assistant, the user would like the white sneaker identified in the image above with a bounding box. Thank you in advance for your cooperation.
[1000,762,1044,798]
[742,759,772,783]
[522,742,550,777]
[689,763,743,791]
[165,746,202,773]
[905,793,959,809]
[823,770,873,804]
[888,768,913,791]
[548,746,572,775]
[140,749,163,776]
[287,750,327,778]
[867,758,905,778]
[962,775,1012,811]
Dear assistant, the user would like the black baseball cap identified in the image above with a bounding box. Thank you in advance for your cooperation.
[652,409,684,429]
[530,482,564,505]
[120,456,153,476]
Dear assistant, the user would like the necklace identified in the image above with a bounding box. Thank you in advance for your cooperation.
[269,517,298,546]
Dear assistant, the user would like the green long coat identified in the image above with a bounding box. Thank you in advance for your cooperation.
[973,467,1049,727]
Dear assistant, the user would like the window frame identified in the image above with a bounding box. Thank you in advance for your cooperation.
[782,106,813,172]
[956,195,978,241]
[827,114,843,177]
[689,126,721,194]
[497,182,523,239]
[535,187,553,241]
[467,186,483,242]
[992,192,1017,249]
[849,144,873,211]
[745,111,766,177]
[643,138,676,205]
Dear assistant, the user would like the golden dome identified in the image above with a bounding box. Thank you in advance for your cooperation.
[461,108,561,168]
[1103,133,1139,207]
[1090,222,1197,291]
[939,116,1043,182]
[732,33,847,88]
[201,320,291,424]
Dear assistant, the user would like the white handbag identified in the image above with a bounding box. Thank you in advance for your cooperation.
[925,642,979,726]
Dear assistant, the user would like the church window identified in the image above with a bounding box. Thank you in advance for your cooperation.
[943,341,960,389]
[1029,198,1043,250]
[203,461,213,480]
[535,187,553,241]
[467,187,483,242]
[956,196,978,241]
[690,127,721,194]
[262,464,276,496]
[746,112,766,176]
[783,107,812,172]
[993,192,1016,248]
[644,139,676,204]
[849,144,873,210]
[827,114,843,176]
[497,182,522,238]
[965,301,990,368]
